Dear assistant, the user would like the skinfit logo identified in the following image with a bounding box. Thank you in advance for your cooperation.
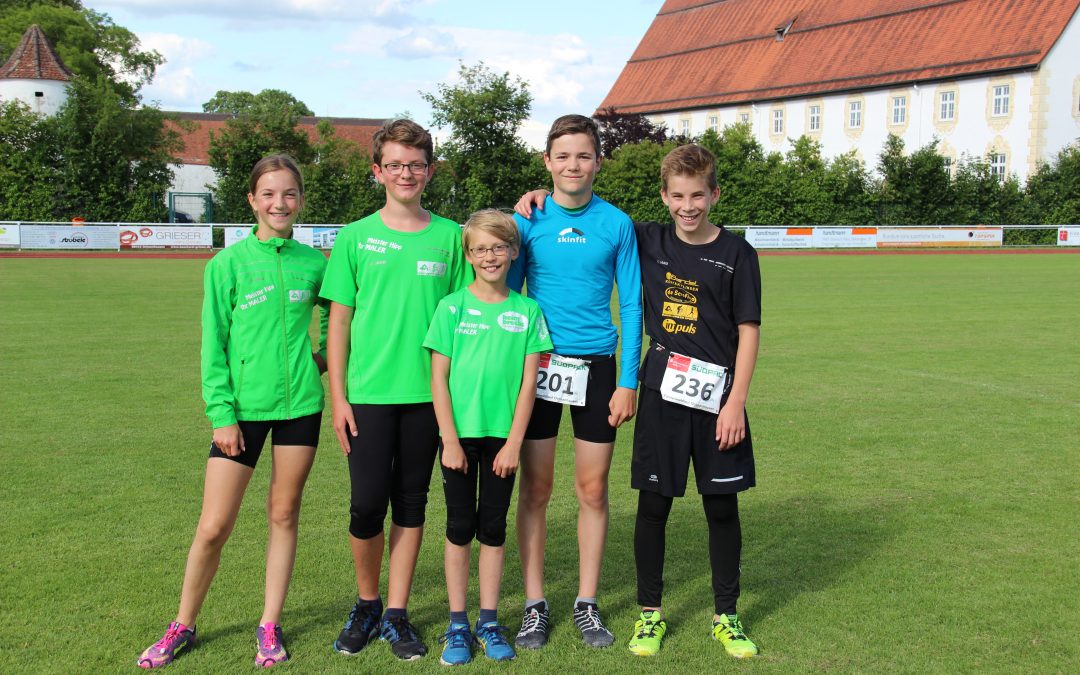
[557,227,586,244]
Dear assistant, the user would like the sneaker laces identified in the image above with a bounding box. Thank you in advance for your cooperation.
[634,615,661,639]
[520,608,544,633]
[576,606,605,632]
[718,615,747,640]
[154,624,185,651]
[259,625,279,651]
[440,625,472,648]
[478,624,510,645]
[385,615,420,643]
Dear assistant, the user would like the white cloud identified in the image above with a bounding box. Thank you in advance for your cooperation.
[383,27,462,60]
[92,0,432,26]
[135,33,215,109]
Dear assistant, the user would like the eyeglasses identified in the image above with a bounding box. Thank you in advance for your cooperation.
[382,162,429,175]
[469,244,512,257]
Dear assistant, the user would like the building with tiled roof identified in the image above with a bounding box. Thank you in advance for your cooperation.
[0,24,72,116]
[601,0,1080,182]
[166,112,387,198]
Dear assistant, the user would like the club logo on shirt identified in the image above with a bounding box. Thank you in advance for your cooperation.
[288,289,312,303]
[662,318,697,335]
[417,261,447,277]
[537,316,549,342]
[665,272,699,291]
[665,287,697,304]
[497,311,529,333]
[557,227,586,244]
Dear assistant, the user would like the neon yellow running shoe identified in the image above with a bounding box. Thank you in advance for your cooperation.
[712,613,758,659]
[627,610,667,657]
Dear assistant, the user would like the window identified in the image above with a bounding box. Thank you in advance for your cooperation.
[809,105,821,131]
[940,91,955,120]
[34,91,44,97]
[942,157,953,174]
[892,96,906,124]
[848,101,862,128]
[680,119,690,137]
[708,116,719,132]
[773,109,784,134]
[993,84,1010,116]
[739,112,750,123]
[990,153,1006,179]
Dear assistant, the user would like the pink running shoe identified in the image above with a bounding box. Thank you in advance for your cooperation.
[255,622,289,667]
[137,622,195,668]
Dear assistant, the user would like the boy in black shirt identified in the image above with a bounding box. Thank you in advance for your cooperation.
[628,144,762,659]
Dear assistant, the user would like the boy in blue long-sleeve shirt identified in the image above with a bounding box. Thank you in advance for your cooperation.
[508,114,642,649]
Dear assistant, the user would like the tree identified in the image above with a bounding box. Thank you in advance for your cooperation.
[1024,144,1080,225]
[593,106,669,159]
[421,61,547,222]
[593,139,674,222]
[0,76,178,222]
[206,90,314,222]
[302,120,382,224]
[0,2,162,102]
[874,135,953,224]
[203,89,314,117]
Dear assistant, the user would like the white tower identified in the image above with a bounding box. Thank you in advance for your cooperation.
[0,24,71,117]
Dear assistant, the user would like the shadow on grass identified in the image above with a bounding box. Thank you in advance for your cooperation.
[603,494,896,625]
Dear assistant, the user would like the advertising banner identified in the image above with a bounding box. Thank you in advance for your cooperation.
[119,225,212,248]
[0,224,19,247]
[811,227,878,248]
[226,226,315,248]
[745,227,814,249]
[20,225,119,249]
[1057,227,1080,246]
[877,227,1003,248]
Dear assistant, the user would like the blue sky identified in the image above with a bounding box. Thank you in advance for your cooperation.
[87,0,662,149]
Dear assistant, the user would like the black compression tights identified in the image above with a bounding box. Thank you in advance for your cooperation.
[634,490,742,615]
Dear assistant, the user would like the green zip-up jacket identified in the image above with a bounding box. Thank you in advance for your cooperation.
[201,228,328,428]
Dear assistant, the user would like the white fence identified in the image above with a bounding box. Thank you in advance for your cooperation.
[1,222,1077,250]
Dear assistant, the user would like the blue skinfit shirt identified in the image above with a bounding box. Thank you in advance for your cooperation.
[509,194,642,389]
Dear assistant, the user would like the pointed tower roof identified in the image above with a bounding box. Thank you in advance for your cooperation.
[1,24,72,82]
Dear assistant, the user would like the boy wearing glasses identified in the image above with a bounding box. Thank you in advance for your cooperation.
[423,209,553,665]
[321,119,471,661]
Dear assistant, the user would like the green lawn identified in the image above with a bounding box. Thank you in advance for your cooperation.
[1,253,1077,673]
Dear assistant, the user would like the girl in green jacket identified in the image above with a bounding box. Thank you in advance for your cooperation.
[137,155,328,669]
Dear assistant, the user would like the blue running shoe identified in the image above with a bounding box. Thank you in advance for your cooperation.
[438,623,473,666]
[475,622,516,662]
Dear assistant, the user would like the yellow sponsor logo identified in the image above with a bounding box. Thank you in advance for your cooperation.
[664,271,699,291]
[665,287,697,304]
[662,318,697,335]
[662,302,698,320]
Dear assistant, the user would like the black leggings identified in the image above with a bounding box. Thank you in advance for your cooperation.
[634,490,742,615]
[441,437,516,547]
[347,403,439,539]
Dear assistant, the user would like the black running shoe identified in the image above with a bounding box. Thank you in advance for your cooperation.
[380,614,428,660]
[334,598,381,655]
[515,602,550,649]
[573,601,614,648]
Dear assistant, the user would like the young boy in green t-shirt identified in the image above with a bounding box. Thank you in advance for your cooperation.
[423,209,553,665]
[319,119,470,661]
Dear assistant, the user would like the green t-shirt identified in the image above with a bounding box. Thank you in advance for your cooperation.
[320,211,471,404]
[423,287,553,438]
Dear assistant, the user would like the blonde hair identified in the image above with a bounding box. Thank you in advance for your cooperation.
[461,209,520,253]
[660,144,718,191]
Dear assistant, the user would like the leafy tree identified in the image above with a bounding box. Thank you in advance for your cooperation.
[1024,144,1080,225]
[0,3,162,102]
[421,61,546,222]
[949,155,1024,225]
[203,89,314,117]
[302,120,382,224]
[593,106,669,159]
[206,90,314,222]
[874,135,952,224]
[594,139,674,223]
[0,75,178,221]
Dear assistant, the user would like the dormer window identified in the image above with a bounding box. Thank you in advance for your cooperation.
[775,17,796,41]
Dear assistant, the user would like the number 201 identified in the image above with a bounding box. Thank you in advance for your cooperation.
[537,370,575,396]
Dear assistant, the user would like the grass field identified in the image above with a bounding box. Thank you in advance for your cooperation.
[1,253,1078,674]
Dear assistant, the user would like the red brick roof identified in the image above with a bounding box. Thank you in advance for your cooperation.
[1,24,72,81]
[600,0,1080,114]
[166,112,387,166]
